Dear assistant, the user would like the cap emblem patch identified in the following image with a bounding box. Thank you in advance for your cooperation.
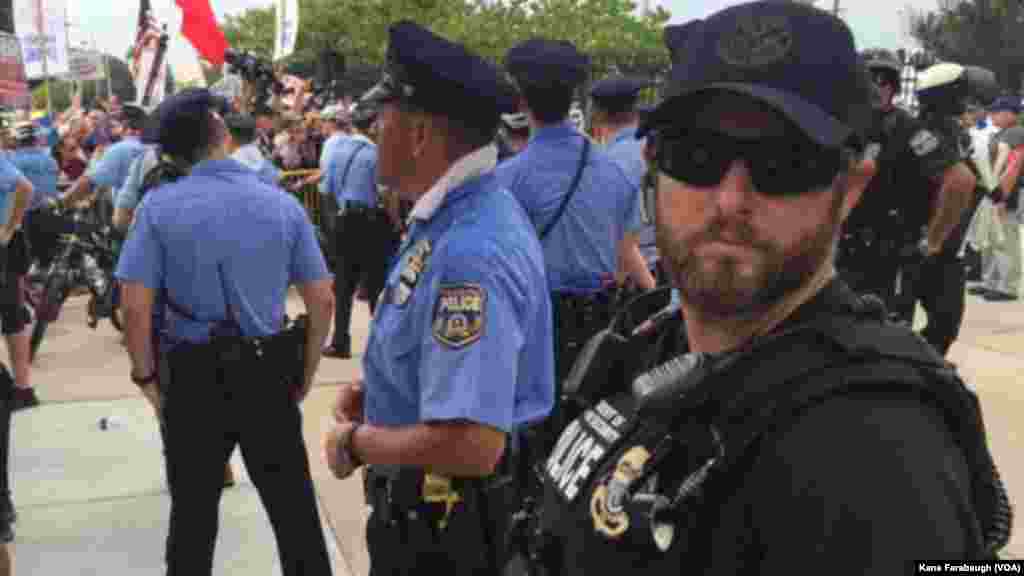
[716,13,793,68]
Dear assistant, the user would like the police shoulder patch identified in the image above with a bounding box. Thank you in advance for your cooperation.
[909,129,940,157]
[432,283,486,349]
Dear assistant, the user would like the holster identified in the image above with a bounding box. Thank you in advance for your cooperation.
[364,466,500,575]
[166,318,308,395]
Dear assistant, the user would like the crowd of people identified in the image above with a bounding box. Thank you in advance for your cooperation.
[0,1,1015,575]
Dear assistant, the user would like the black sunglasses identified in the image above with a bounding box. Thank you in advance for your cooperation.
[654,128,848,197]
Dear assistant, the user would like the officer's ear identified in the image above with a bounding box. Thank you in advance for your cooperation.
[406,110,433,161]
[838,153,877,223]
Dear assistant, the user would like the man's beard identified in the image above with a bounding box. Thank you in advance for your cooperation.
[658,191,843,321]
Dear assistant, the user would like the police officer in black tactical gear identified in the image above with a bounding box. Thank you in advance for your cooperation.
[116,88,335,576]
[532,3,1011,574]
[909,62,1000,355]
[837,51,976,325]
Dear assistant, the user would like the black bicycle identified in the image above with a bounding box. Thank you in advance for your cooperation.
[27,205,122,362]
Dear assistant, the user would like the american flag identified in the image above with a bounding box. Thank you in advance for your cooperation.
[131,0,161,82]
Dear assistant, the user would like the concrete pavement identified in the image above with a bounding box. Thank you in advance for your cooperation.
[9,284,1024,575]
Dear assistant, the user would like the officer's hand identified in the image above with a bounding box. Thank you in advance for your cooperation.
[324,421,357,479]
[333,381,363,424]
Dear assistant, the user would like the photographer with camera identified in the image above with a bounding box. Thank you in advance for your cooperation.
[116,88,334,575]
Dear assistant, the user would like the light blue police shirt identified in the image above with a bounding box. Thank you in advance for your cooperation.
[318,132,349,195]
[362,173,554,433]
[323,135,377,206]
[605,126,658,269]
[115,158,329,344]
[115,147,158,211]
[85,136,147,194]
[9,148,59,211]
[232,143,281,184]
[494,122,643,294]
[0,158,23,227]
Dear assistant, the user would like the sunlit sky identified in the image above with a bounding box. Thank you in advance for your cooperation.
[64,0,937,83]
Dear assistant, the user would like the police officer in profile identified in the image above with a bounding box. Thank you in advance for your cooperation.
[322,21,554,576]
[589,77,664,286]
[58,104,149,210]
[116,88,335,576]
[496,39,655,388]
[911,63,998,354]
[321,93,391,359]
[536,2,1010,573]
[837,51,976,324]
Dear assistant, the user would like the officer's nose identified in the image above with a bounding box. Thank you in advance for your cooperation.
[712,159,756,217]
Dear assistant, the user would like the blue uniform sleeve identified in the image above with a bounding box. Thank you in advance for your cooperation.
[352,149,378,205]
[114,202,164,290]
[288,199,330,284]
[319,146,336,197]
[623,176,644,234]
[417,243,531,432]
[115,152,148,210]
[86,144,125,188]
[0,158,22,190]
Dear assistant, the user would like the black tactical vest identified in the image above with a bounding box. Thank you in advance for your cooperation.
[539,287,1011,574]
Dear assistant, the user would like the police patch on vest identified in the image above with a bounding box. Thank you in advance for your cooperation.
[590,445,651,538]
[546,400,629,502]
[394,238,431,307]
[909,130,940,157]
[432,283,485,348]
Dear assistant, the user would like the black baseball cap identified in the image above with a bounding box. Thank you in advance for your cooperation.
[143,88,231,157]
[642,1,872,150]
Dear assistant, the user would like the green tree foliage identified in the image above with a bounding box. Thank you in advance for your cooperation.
[906,0,1024,93]
[221,0,671,85]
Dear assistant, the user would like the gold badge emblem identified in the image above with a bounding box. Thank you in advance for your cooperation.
[432,283,486,348]
[590,446,651,538]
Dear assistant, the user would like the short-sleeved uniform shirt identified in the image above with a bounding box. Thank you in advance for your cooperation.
[362,152,554,433]
[9,148,59,211]
[232,143,282,184]
[495,122,643,293]
[604,125,657,269]
[317,132,348,195]
[115,158,329,344]
[323,135,378,207]
[115,146,159,211]
[0,157,24,227]
[85,136,148,201]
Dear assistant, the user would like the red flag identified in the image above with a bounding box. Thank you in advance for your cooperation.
[174,0,228,67]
